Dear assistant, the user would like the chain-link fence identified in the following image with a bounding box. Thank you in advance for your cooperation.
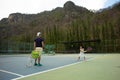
[0,41,33,54]
[0,39,120,54]
[97,39,120,53]
[0,42,56,54]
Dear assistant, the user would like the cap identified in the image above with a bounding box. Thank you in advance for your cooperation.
[37,32,41,36]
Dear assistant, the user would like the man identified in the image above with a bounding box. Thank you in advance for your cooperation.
[34,32,44,66]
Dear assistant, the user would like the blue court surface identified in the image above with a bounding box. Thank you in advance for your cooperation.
[0,54,85,80]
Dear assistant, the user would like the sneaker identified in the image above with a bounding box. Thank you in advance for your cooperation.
[34,63,37,66]
[38,63,42,66]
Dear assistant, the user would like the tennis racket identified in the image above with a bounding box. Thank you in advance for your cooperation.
[26,55,34,68]
[86,47,92,52]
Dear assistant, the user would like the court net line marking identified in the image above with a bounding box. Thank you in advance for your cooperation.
[12,57,95,80]
[0,69,24,77]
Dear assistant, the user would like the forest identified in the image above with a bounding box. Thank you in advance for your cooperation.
[0,1,120,53]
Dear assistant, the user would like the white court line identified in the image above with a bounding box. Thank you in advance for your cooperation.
[12,57,95,80]
[0,69,24,77]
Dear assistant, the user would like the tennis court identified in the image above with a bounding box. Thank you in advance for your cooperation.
[0,54,120,80]
[12,54,120,80]
[0,53,92,80]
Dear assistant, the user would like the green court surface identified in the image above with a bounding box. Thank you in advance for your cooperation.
[17,54,120,80]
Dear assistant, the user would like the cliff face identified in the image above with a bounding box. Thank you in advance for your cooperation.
[0,1,90,24]
[0,1,120,43]
[0,1,92,40]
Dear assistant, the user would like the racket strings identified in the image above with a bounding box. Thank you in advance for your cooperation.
[26,55,34,67]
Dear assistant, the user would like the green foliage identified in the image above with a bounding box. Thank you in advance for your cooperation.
[0,1,120,53]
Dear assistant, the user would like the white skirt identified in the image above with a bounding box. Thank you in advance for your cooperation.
[79,52,85,57]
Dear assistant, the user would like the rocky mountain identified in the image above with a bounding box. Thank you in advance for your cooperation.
[0,1,93,42]
[0,1,120,49]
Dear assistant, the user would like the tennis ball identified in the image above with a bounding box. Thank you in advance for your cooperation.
[31,50,39,59]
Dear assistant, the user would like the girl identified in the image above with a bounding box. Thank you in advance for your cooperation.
[77,46,87,61]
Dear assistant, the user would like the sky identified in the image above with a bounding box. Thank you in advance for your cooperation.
[0,0,120,20]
